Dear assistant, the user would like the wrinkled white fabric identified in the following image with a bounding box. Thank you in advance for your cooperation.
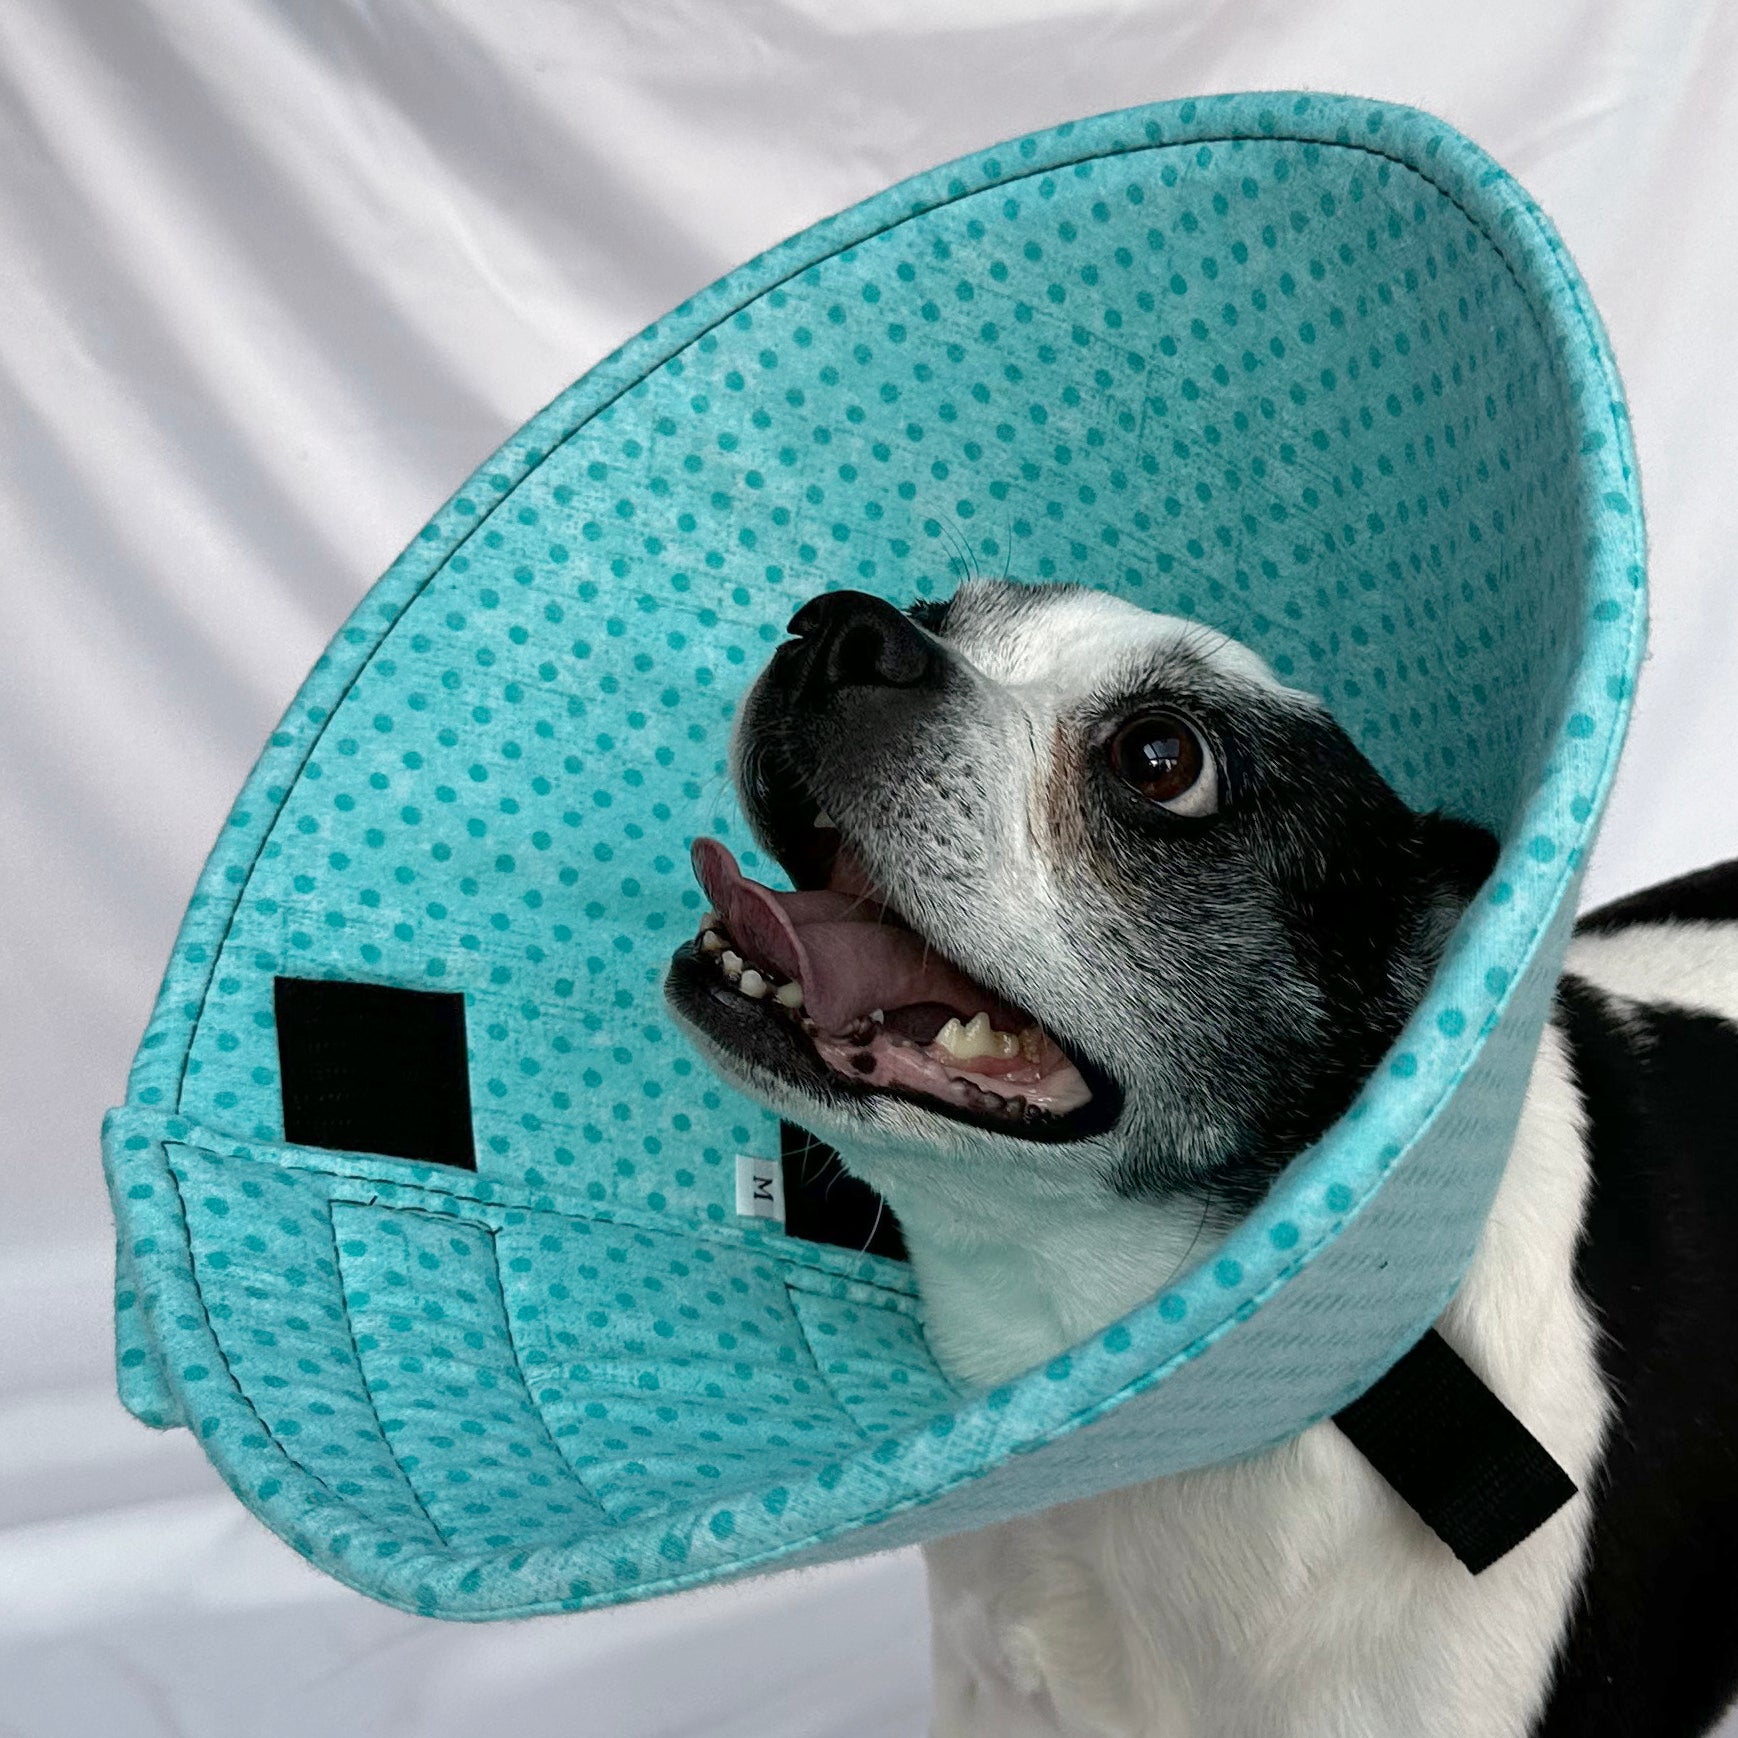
[3,2,1736,1733]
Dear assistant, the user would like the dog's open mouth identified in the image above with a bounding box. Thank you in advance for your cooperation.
[684,834,1094,1128]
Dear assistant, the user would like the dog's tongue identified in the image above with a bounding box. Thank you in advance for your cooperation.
[691,837,1019,1035]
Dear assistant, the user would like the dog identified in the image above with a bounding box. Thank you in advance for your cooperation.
[663,579,1738,1737]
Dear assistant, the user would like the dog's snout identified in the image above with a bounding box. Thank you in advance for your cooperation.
[782,590,939,698]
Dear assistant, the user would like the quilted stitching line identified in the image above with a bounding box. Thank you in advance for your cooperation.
[156,1143,446,1546]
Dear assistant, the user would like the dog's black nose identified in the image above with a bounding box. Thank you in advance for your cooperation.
[782,590,939,694]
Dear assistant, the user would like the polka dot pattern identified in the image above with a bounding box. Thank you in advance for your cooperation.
[104,93,1644,1620]
[177,133,1583,1206]
[492,1212,856,1523]
[333,1204,605,1548]
[784,1271,959,1437]
[168,1143,440,1540]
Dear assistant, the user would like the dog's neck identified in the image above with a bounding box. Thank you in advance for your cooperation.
[829,1129,1215,1388]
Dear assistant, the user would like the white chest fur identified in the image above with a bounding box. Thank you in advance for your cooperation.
[914,1015,1611,1738]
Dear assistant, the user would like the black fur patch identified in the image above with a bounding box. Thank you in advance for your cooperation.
[781,1122,908,1261]
[1076,681,1499,1206]
[1576,856,1738,934]
[1536,973,1738,1736]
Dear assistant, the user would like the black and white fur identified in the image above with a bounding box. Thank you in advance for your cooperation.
[665,579,1738,1737]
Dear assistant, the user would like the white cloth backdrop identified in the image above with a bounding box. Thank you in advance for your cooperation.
[4,2,1737,1733]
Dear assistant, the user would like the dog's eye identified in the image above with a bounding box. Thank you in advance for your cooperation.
[1107,713,1219,817]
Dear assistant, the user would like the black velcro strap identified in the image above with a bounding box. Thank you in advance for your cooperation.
[1333,1327,1577,1573]
[274,977,476,1169]
[779,1122,908,1261]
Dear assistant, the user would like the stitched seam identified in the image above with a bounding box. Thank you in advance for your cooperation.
[125,1103,916,1290]
[320,1194,449,1544]
[472,1219,616,1521]
[156,1144,445,1544]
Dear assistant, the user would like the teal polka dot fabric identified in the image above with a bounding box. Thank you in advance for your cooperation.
[103,92,1644,1618]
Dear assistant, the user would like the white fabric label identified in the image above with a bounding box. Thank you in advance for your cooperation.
[735,1153,785,1224]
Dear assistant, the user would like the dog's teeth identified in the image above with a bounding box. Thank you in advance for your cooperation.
[739,968,768,999]
[775,981,804,1009]
[700,929,725,954]
[934,1011,1020,1062]
[721,950,743,981]
[967,1011,1020,1058]
[1017,1023,1044,1064]
[869,1008,885,1023]
[813,810,836,829]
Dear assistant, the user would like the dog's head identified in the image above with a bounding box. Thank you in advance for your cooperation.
[665,581,1496,1228]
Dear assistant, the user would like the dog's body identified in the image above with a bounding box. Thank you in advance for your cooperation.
[926,912,1738,1737]
[664,580,1738,1737]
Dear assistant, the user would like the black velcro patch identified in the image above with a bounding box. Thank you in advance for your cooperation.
[780,1121,908,1261]
[1334,1327,1577,1574]
[274,977,476,1169]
